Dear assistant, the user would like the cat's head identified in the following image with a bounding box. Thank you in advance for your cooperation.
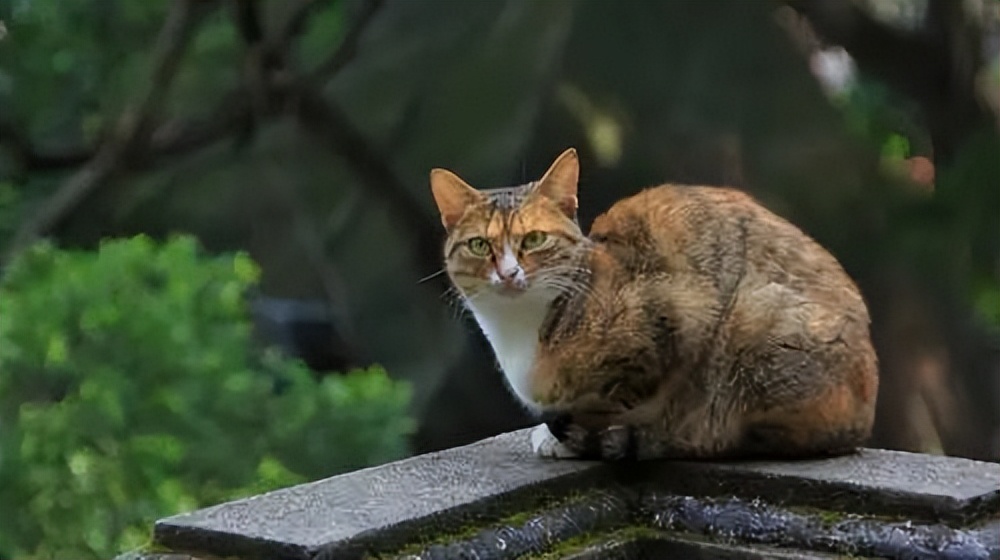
[429,148,587,303]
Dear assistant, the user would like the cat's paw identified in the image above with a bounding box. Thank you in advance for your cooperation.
[598,425,637,461]
[530,424,580,459]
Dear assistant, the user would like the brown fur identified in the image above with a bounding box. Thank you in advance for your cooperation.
[429,148,878,460]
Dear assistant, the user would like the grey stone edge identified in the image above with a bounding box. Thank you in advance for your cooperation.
[147,428,1000,560]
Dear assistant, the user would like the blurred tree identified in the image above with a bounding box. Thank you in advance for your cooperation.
[0,235,413,559]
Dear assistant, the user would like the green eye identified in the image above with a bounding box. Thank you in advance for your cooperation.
[467,237,491,256]
[521,231,548,251]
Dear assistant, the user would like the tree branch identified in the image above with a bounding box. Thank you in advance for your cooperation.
[4,0,211,262]
[4,0,399,267]
[310,0,385,84]
[278,0,327,51]
[1,94,252,175]
[1,0,383,175]
[146,92,254,159]
[293,85,444,284]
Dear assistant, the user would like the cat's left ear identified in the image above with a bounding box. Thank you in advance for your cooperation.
[536,148,579,219]
[430,168,484,230]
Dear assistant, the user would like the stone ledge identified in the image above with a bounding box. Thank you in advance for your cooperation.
[154,429,605,559]
[148,428,1000,560]
[625,448,1000,523]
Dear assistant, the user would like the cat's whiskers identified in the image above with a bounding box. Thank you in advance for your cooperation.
[449,281,505,311]
[418,269,448,284]
[529,262,594,300]
[537,276,586,295]
[440,284,480,319]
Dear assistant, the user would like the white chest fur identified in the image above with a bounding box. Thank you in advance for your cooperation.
[466,293,554,410]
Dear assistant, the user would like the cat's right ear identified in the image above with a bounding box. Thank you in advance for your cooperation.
[430,168,483,230]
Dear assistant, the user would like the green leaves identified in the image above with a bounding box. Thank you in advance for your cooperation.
[0,0,170,144]
[0,235,413,559]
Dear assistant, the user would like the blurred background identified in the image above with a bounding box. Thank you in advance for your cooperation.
[0,0,997,557]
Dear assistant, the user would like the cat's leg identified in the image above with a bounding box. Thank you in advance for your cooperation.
[540,419,638,460]
[541,421,717,460]
[533,406,619,459]
[736,378,874,458]
[533,415,730,460]
[529,423,582,459]
[594,424,639,460]
[529,408,616,459]
[536,403,694,460]
[736,379,873,458]
[534,410,687,460]
[586,394,732,460]
[738,422,861,458]
[733,336,877,458]
[594,423,733,460]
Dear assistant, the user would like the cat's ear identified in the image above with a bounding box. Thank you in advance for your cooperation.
[536,148,579,218]
[430,168,483,230]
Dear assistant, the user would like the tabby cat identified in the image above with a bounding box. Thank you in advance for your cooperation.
[429,148,878,460]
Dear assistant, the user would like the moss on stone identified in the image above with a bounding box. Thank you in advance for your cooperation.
[520,525,666,559]
[136,541,174,553]
[367,490,604,558]
[377,522,486,557]
[786,503,906,528]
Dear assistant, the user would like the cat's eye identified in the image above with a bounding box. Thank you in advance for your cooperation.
[521,231,548,251]
[466,237,491,257]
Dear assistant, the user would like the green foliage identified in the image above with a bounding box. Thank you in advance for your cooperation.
[974,281,1000,330]
[835,78,926,164]
[934,131,1000,331]
[0,0,169,144]
[294,0,347,73]
[0,235,414,559]
[0,0,241,149]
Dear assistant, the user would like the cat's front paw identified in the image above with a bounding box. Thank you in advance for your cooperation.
[598,424,637,461]
[530,424,581,459]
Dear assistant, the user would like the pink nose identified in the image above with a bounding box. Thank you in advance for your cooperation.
[497,266,518,280]
[495,247,521,282]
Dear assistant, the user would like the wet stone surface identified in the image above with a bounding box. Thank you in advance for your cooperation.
[154,430,605,560]
[622,448,1000,523]
[642,494,1000,560]
[151,427,1000,560]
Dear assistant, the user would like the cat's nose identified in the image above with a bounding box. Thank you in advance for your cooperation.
[496,247,521,280]
[497,265,520,280]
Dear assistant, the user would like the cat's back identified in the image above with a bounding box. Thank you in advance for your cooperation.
[590,184,858,297]
[591,183,794,252]
[589,183,870,345]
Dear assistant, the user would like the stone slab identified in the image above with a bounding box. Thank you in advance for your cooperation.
[627,448,1000,522]
[154,429,603,560]
[154,427,1000,560]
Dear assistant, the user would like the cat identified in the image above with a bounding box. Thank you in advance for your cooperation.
[429,148,878,460]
